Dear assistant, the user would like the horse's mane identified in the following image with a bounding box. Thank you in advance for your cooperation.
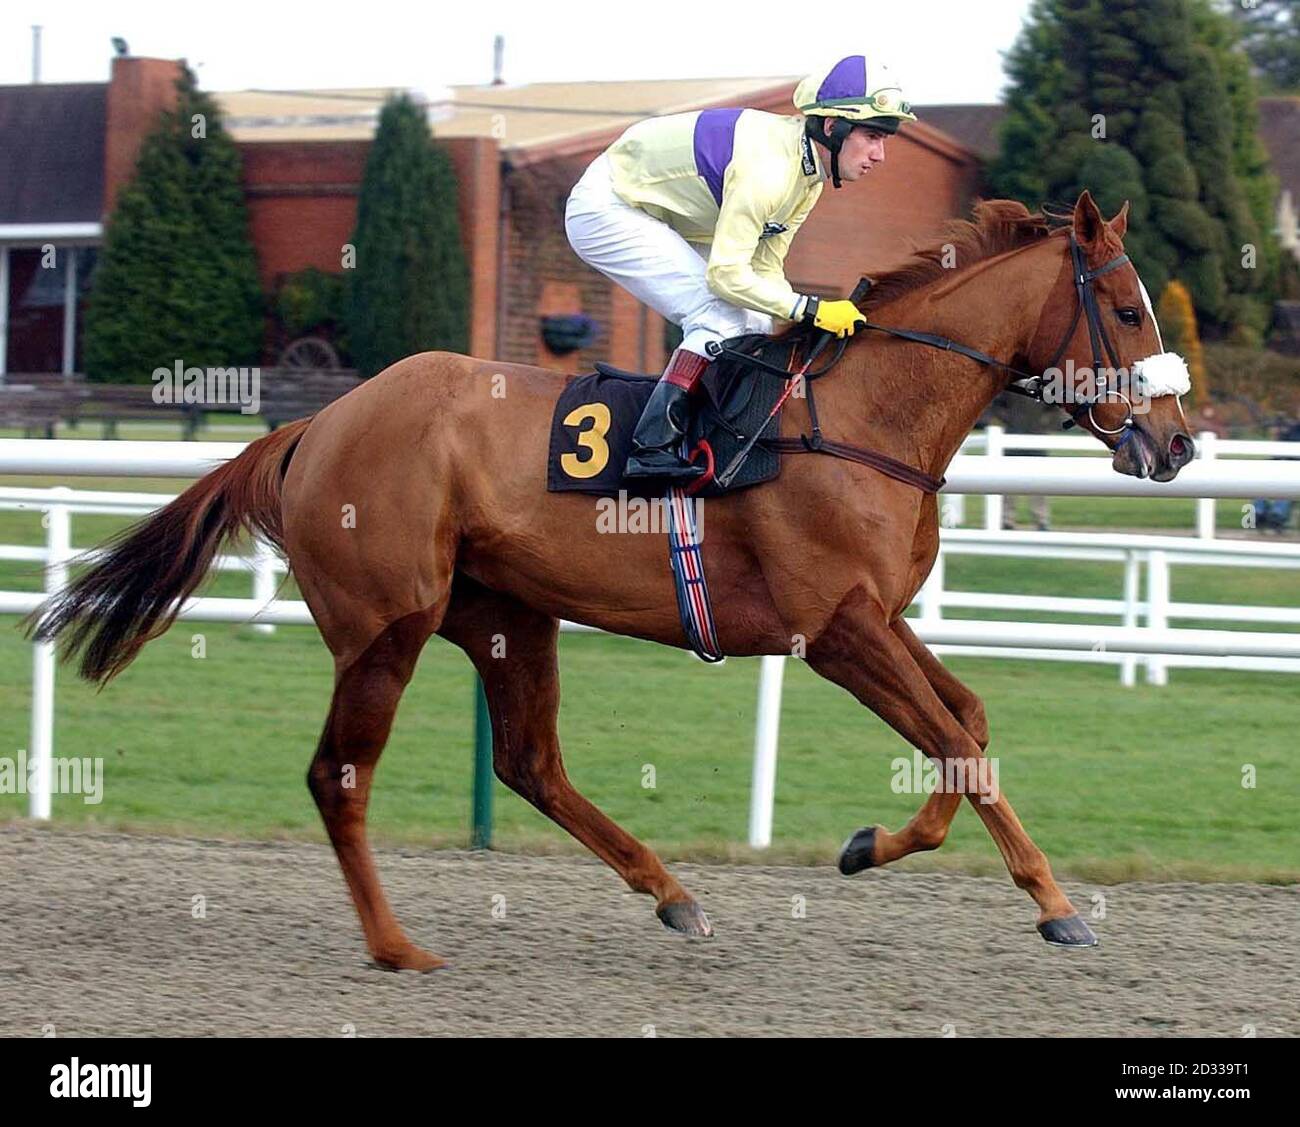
[860,199,1061,310]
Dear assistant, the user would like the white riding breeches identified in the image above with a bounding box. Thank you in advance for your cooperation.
[564,153,773,359]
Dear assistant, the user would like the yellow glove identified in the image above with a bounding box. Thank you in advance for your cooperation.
[808,297,866,338]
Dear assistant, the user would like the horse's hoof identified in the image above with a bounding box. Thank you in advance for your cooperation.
[1037,914,1099,948]
[371,945,448,972]
[656,899,713,937]
[838,827,877,875]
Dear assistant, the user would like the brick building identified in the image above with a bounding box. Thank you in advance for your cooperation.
[224,75,983,375]
[1,56,984,378]
[0,55,183,375]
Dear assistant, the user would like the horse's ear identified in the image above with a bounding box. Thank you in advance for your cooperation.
[1072,190,1105,245]
[1109,200,1130,239]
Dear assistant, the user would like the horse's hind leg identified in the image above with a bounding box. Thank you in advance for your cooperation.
[439,576,711,936]
[308,607,445,971]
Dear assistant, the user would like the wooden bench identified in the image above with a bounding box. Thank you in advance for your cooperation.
[3,372,236,438]
[257,368,363,429]
[1,372,74,388]
[69,384,203,439]
[1,373,199,438]
[1,367,365,436]
[0,386,65,438]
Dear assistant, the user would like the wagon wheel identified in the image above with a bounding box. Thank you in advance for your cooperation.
[278,336,340,370]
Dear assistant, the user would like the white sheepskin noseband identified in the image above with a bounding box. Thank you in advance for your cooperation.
[1132,352,1191,398]
[1132,278,1190,398]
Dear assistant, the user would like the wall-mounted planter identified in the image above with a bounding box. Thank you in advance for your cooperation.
[541,314,599,355]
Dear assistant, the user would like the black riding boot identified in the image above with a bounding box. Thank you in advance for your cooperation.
[624,349,708,481]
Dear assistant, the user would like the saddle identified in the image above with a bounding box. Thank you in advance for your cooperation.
[546,332,802,499]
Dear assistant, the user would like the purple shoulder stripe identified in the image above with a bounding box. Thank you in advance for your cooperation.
[693,108,744,207]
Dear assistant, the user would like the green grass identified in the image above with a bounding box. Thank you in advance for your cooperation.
[1,619,1296,884]
[2,441,1298,884]
[968,491,1287,534]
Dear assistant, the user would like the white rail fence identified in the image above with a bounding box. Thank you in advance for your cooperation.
[3,438,1299,843]
[964,425,1299,537]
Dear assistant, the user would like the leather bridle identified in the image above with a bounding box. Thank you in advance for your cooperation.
[699,228,1151,492]
[1041,232,1136,442]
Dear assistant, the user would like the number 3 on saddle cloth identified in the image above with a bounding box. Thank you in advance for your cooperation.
[546,332,801,663]
[546,332,799,499]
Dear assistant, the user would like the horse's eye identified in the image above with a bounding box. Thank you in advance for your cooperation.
[1117,308,1141,327]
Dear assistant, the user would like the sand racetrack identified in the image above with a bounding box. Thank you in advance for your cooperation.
[2,825,1296,1037]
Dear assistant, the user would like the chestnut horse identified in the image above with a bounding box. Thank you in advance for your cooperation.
[31,192,1194,969]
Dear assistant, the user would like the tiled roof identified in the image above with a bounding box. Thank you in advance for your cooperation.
[915,104,1007,160]
[217,77,801,150]
[0,82,106,224]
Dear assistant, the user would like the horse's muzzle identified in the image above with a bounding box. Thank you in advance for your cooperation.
[1113,423,1195,482]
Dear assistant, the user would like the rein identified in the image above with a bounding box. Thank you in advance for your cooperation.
[854,231,1137,440]
[703,230,1139,495]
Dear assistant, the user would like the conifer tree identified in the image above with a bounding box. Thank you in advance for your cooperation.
[345,95,470,377]
[83,65,262,382]
[991,0,1281,337]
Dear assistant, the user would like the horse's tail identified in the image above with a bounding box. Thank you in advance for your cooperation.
[25,417,314,686]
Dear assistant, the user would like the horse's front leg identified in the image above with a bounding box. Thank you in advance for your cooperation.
[806,586,1096,947]
[839,615,989,865]
[892,616,989,750]
[840,616,985,869]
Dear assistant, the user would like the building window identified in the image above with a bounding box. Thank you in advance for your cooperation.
[5,247,65,374]
[1,244,98,376]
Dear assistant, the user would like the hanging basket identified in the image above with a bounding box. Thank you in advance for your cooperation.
[541,314,599,355]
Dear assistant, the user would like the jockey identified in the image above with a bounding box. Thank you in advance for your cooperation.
[564,55,917,481]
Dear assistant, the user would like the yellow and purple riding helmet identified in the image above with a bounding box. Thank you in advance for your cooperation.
[795,56,917,186]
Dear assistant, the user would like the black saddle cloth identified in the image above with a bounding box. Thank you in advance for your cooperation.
[546,333,800,498]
